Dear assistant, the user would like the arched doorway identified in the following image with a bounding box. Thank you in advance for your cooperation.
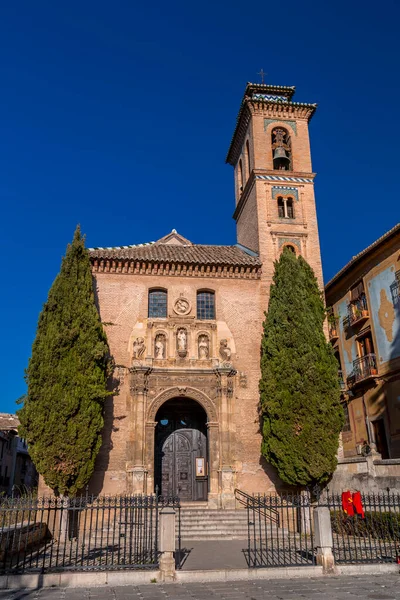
[154,398,208,501]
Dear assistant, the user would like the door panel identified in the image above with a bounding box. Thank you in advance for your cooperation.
[160,429,208,501]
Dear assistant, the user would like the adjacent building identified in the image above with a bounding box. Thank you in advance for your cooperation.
[325,225,400,460]
[0,413,37,495]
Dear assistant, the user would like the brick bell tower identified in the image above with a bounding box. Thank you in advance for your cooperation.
[226,82,324,290]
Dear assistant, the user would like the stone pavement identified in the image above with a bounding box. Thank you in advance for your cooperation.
[0,574,400,600]
[180,539,248,570]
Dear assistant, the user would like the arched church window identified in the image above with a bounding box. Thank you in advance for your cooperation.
[246,140,251,176]
[148,289,167,318]
[272,127,292,171]
[197,291,215,320]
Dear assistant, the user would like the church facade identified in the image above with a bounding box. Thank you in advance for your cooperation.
[88,82,324,507]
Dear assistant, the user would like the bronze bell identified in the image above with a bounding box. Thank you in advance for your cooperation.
[273,146,290,169]
[273,147,289,160]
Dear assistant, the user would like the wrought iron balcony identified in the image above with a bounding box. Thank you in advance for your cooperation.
[390,271,400,306]
[347,353,377,386]
[344,299,369,329]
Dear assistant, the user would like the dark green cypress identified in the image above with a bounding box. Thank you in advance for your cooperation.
[260,247,343,487]
[18,227,112,496]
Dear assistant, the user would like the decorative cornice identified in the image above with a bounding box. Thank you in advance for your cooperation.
[256,174,314,183]
[91,258,261,280]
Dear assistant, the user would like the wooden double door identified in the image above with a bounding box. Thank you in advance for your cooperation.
[155,399,208,501]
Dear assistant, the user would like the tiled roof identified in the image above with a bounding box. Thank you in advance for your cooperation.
[0,413,19,431]
[325,223,400,290]
[89,242,261,267]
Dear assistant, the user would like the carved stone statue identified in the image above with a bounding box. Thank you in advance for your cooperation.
[219,339,231,362]
[132,337,145,360]
[198,335,209,359]
[155,334,166,360]
[177,328,187,357]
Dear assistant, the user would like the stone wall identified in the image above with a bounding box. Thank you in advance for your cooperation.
[328,456,400,494]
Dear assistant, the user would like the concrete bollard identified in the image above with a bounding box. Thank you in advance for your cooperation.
[313,506,335,573]
[159,507,176,582]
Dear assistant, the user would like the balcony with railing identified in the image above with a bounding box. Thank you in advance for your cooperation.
[347,353,377,386]
[390,270,400,306]
[343,294,369,330]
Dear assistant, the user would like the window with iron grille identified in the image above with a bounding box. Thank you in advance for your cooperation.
[197,291,215,320]
[148,289,167,318]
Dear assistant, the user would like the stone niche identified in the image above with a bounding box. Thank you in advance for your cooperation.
[129,314,235,370]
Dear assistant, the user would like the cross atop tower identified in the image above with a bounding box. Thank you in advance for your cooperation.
[257,69,266,84]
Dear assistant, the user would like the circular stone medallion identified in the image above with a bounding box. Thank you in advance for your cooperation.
[173,297,191,316]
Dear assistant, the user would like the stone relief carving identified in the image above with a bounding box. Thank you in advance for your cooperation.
[173,296,191,316]
[219,339,232,362]
[239,372,247,388]
[154,333,166,360]
[176,328,187,357]
[115,365,126,386]
[198,334,209,359]
[132,337,146,360]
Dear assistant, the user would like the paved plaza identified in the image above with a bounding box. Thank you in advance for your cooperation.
[0,575,400,600]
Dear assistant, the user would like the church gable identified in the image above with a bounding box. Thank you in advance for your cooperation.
[154,229,193,246]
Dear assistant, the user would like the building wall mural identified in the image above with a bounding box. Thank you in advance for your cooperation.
[367,266,400,365]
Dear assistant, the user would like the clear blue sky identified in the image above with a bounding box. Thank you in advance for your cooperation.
[1,0,399,413]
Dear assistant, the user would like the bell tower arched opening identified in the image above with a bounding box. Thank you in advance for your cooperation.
[154,398,208,501]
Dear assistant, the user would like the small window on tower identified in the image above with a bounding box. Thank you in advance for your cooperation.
[246,140,251,176]
[238,159,244,193]
[278,197,285,218]
[277,196,294,219]
[287,198,294,219]
[272,128,292,171]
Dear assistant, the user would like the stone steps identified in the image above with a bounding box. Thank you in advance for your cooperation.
[176,507,249,541]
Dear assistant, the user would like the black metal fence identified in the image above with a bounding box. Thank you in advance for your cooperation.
[324,493,400,564]
[243,492,315,568]
[0,493,181,574]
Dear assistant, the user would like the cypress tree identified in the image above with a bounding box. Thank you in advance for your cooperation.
[260,248,343,487]
[18,226,112,496]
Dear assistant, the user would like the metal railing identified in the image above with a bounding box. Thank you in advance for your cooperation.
[243,492,315,568]
[0,493,180,574]
[347,353,377,385]
[235,489,280,524]
[343,296,369,329]
[324,493,400,564]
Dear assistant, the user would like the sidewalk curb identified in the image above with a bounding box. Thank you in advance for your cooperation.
[0,563,398,588]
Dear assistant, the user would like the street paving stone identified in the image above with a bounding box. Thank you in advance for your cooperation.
[0,575,400,599]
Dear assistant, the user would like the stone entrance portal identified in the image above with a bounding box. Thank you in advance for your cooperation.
[155,399,208,501]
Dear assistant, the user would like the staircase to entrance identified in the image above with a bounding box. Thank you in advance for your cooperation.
[178,504,248,541]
